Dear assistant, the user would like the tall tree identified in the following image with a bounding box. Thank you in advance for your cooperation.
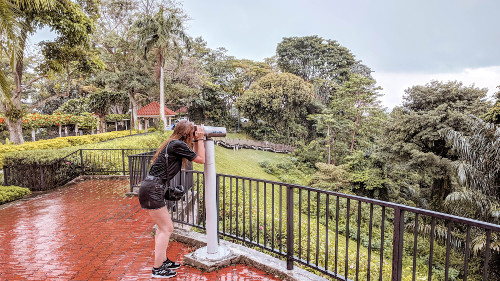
[309,74,385,165]
[0,0,98,144]
[230,59,271,129]
[92,0,156,129]
[0,0,55,97]
[133,4,190,130]
[380,81,489,209]
[276,35,371,105]
[186,39,235,124]
[88,89,127,132]
[335,74,384,152]
[481,86,500,125]
[236,72,315,143]
[442,117,500,223]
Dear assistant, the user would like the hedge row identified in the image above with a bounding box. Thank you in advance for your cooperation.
[0,185,31,204]
[0,112,99,130]
[0,130,144,168]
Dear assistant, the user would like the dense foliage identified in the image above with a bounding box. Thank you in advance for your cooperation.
[0,185,31,204]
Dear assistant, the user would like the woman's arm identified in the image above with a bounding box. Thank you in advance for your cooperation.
[192,140,205,164]
[192,126,205,164]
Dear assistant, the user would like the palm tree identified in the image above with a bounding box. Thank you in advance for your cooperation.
[0,0,55,95]
[441,116,500,223]
[133,6,191,130]
[0,0,20,99]
[0,0,54,144]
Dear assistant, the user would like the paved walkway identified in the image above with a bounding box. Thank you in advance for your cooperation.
[0,179,281,280]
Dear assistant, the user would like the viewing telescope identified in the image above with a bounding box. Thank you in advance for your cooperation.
[194,125,227,138]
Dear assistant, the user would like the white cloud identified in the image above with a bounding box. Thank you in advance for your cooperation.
[373,66,500,110]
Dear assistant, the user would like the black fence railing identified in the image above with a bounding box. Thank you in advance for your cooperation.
[126,152,500,281]
[4,148,153,190]
[6,149,500,280]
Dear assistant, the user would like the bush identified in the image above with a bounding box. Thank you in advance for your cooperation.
[3,131,167,190]
[0,185,31,204]
[0,130,143,168]
[259,157,314,185]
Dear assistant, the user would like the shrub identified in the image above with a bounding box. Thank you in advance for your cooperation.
[105,114,129,122]
[0,130,143,168]
[3,131,166,190]
[0,185,31,204]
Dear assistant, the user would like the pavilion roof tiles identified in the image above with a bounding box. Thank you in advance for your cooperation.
[137,102,176,117]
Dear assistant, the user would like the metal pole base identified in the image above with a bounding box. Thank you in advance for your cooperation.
[192,245,232,262]
[184,245,236,272]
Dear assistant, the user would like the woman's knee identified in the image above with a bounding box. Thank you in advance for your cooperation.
[155,214,174,234]
[163,219,174,233]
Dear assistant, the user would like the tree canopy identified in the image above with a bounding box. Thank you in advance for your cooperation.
[380,81,489,208]
[236,72,316,143]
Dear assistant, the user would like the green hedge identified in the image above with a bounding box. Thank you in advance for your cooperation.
[3,131,168,190]
[0,130,144,168]
[0,185,31,204]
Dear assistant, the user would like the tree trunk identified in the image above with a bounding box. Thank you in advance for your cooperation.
[59,125,62,137]
[327,125,331,165]
[4,24,28,145]
[159,65,167,130]
[133,99,139,130]
[128,92,139,130]
[75,124,78,136]
[5,118,24,144]
[331,136,336,165]
[31,129,36,141]
[99,116,106,133]
[350,109,360,152]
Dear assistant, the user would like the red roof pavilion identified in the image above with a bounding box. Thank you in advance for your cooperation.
[137,102,176,117]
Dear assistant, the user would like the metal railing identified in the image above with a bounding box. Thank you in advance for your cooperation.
[213,138,295,153]
[126,152,500,281]
[7,149,500,280]
[4,148,153,190]
[79,148,152,175]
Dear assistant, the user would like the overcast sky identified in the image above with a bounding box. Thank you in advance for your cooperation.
[179,0,500,108]
[32,0,500,109]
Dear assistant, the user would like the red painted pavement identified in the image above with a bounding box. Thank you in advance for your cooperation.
[0,179,282,280]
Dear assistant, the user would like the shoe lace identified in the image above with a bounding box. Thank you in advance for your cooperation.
[155,264,172,274]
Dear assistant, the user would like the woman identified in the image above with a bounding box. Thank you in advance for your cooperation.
[138,120,205,278]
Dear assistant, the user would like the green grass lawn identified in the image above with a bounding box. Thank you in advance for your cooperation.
[193,145,287,182]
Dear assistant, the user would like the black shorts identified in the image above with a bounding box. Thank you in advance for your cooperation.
[138,176,166,209]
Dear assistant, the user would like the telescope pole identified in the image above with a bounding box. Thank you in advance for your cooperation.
[187,126,232,265]
[204,138,218,254]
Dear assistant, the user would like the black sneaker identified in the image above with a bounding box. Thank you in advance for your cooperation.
[162,258,181,269]
[152,264,177,278]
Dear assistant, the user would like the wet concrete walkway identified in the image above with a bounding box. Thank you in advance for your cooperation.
[0,179,281,280]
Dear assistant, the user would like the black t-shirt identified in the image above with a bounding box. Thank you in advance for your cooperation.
[148,140,197,183]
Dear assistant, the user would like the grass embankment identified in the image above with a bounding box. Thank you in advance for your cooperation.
[193,145,286,182]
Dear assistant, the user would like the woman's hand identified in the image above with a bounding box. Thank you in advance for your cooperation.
[194,125,205,141]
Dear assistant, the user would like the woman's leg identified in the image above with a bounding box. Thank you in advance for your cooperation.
[148,206,174,268]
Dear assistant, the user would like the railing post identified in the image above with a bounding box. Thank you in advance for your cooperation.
[4,166,9,186]
[79,149,84,175]
[391,207,404,281]
[40,166,45,191]
[286,184,294,270]
[128,155,133,193]
[122,149,126,175]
